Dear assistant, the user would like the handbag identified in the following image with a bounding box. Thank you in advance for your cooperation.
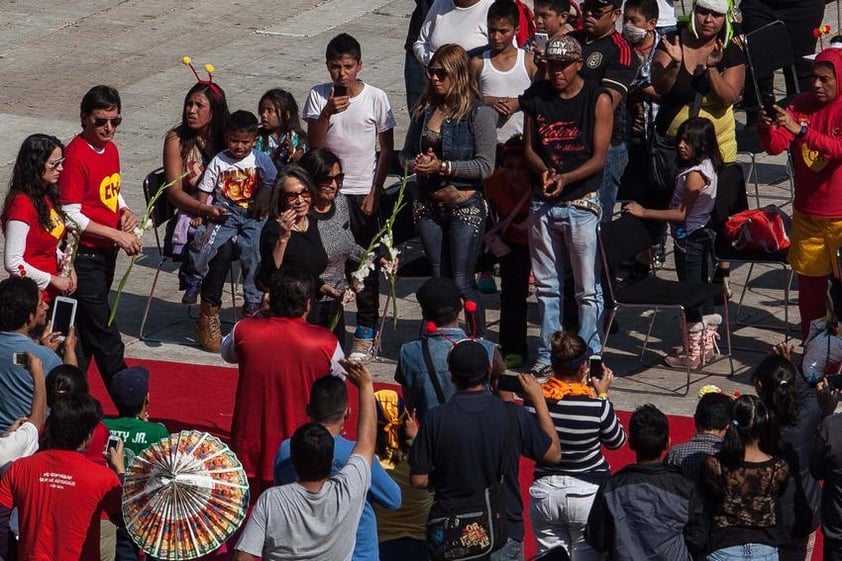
[647,89,703,192]
[722,206,792,253]
[425,406,516,561]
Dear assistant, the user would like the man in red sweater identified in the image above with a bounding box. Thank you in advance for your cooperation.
[221,269,345,497]
[759,48,842,339]
[58,86,141,388]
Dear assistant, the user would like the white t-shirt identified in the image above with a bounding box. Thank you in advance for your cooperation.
[235,453,371,561]
[303,83,396,196]
[478,49,533,143]
[0,421,39,474]
[656,0,677,28]
[670,159,717,237]
[198,150,278,208]
[414,0,495,66]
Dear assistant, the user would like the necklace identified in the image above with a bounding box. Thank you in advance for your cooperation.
[291,216,309,233]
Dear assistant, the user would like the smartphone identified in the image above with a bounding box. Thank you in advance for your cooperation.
[50,296,77,337]
[762,93,777,117]
[533,32,549,51]
[104,435,121,456]
[333,84,348,97]
[590,356,604,380]
[826,373,842,391]
[497,374,523,393]
[11,353,28,367]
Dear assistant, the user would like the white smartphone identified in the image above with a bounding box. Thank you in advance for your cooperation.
[11,353,28,367]
[534,32,549,51]
[50,296,77,337]
[104,435,121,457]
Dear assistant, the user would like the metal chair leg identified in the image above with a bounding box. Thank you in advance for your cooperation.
[679,312,690,396]
[640,307,659,361]
[139,261,165,342]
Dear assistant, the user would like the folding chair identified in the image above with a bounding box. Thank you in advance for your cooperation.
[740,20,799,206]
[711,164,793,341]
[600,215,733,395]
[138,168,239,341]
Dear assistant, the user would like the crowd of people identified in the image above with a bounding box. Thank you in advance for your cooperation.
[3,0,842,559]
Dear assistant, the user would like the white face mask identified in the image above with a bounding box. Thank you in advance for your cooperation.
[623,22,649,44]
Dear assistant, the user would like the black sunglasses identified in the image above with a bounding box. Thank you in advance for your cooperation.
[92,116,123,128]
[427,67,448,80]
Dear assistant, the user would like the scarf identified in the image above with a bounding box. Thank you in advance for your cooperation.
[541,377,596,402]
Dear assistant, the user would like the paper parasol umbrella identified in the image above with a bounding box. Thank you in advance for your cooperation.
[122,430,250,560]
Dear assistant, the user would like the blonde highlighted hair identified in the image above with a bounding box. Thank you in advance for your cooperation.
[413,44,482,122]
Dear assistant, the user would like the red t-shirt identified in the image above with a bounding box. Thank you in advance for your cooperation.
[0,449,121,561]
[58,135,122,249]
[230,317,341,484]
[3,193,65,287]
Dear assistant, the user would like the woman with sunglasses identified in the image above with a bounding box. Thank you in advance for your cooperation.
[2,134,76,302]
[258,165,329,321]
[299,148,367,346]
[400,43,498,336]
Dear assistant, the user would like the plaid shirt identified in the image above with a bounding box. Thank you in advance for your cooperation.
[665,432,723,484]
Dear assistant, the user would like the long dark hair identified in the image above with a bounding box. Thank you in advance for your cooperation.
[258,88,305,140]
[719,395,771,469]
[677,116,723,173]
[171,82,229,164]
[2,134,65,231]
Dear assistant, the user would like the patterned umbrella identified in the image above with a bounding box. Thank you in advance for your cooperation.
[122,430,250,560]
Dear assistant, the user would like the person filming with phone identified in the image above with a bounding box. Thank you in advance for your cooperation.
[523,330,625,559]
[758,47,842,341]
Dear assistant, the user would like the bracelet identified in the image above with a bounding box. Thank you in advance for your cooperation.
[597,392,609,400]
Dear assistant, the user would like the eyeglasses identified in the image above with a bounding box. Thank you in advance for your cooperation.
[319,173,345,188]
[284,189,312,203]
[46,157,65,170]
[92,116,123,128]
[582,5,617,17]
[427,67,448,80]
[694,6,725,17]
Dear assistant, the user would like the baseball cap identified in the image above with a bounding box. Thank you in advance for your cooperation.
[417,277,463,324]
[448,340,490,380]
[544,35,583,63]
[109,366,150,412]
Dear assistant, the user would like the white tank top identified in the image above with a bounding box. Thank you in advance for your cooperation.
[478,49,532,143]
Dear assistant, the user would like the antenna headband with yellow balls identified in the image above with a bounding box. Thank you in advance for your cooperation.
[182,56,222,98]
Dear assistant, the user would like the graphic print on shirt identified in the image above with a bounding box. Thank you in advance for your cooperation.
[47,208,65,240]
[99,173,121,212]
[220,167,259,208]
[536,113,584,169]
[39,470,77,490]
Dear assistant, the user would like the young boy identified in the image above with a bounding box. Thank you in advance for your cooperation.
[472,0,538,143]
[528,0,570,76]
[586,404,708,560]
[103,366,168,464]
[666,390,732,484]
[304,33,396,361]
[188,110,277,339]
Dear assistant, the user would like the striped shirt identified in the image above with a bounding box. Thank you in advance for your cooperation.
[526,396,626,484]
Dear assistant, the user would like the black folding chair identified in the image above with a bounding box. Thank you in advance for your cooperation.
[600,215,733,395]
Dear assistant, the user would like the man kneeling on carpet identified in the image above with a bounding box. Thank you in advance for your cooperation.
[234,358,376,561]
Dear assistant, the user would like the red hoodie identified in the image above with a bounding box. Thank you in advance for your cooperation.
[759,48,842,218]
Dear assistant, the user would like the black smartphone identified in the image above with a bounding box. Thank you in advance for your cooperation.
[590,357,603,380]
[762,93,777,117]
[497,374,522,393]
[50,296,77,337]
[334,84,348,97]
[827,374,842,391]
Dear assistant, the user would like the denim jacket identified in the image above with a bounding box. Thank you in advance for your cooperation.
[402,101,484,193]
[396,327,496,423]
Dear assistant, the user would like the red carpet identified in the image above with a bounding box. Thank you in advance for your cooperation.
[88,359,822,560]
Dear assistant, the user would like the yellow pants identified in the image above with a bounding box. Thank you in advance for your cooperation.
[789,210,842,277]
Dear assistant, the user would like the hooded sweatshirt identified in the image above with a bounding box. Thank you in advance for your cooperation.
[759,48,842,218]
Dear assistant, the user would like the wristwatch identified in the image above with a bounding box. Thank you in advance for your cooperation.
[796,123,809,139]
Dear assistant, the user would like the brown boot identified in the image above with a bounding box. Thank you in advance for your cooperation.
[195,301,221,352]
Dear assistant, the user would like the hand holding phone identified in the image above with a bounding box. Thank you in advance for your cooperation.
[333,84,348,97]
[762,94,778,117]
[533,32,549,52]
[589,357,604,380]
[105,435,121,456]
[497,374,523,393]
[50,296,77,338]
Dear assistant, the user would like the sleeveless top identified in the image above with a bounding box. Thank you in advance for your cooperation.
[519,80,608,202]
[478,49,533,143]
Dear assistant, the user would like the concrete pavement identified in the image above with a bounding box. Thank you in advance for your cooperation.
[0,0,835,418]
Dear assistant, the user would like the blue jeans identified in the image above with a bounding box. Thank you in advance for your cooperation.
[707,543,778,561]
[189,206,265,306]
[489,538,523,561]
[674,229,715,321]
[404,50,426,115]
[528,200,603,364]
[415,194,487,336]
[599,144,629,223]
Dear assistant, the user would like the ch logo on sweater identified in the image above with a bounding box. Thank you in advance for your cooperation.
[99,173,122,212]
[801,143,828,173]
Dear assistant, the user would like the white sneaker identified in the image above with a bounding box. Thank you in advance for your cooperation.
[348,336,376,363]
